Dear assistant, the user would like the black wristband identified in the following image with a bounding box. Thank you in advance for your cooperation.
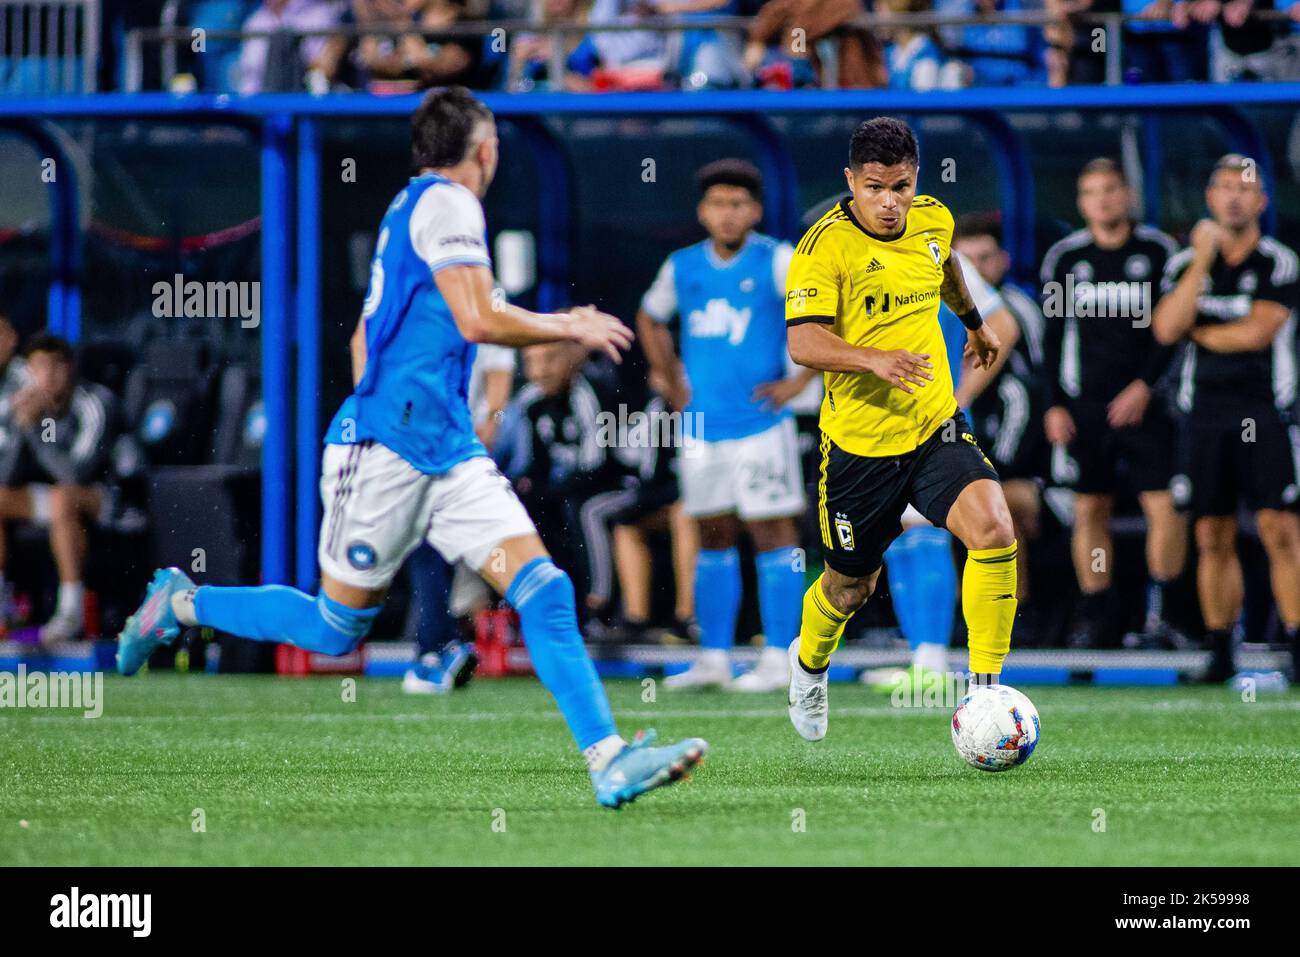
[957,307,984,331]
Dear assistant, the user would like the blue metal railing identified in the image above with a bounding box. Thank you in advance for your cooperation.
[1,83,1297,589]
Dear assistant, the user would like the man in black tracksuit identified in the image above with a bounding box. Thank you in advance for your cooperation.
[1154,154,1300,682]
[1040,158,1188,648]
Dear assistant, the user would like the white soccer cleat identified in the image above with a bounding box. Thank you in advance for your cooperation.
[787,639,828,741]
[731,644,790,692]
[664,648,732,690]
[38,611,84,646]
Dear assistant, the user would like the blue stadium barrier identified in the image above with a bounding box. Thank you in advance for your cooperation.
[2,82,1298,588]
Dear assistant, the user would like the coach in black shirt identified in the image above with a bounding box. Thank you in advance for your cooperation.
[1154,153,1300,682]
[1040,158,1188,649]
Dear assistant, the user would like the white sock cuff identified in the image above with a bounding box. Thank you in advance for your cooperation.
[584,734,626,773]
[28,485,51,526]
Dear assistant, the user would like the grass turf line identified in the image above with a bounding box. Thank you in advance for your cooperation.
[2,675,1297,866]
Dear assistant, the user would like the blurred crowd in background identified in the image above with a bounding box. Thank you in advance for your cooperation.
[83,0,1300,97]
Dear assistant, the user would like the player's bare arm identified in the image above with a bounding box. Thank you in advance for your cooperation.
[940,254,1001,370]
[787,322,934,395]
[349,318,367,386]
[953,305,1018,408]
[635,307,690,410]
[1188,298,1290,352]
[436,263,633,362]
[753,365,819,409]
[1153,218,1219,344]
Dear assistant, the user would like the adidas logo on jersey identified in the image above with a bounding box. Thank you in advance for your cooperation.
[866,257,885,273]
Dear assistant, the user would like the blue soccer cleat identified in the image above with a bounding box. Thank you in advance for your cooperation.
[401,641,478,695]
[116,567,195,676]
[591,729,708,809]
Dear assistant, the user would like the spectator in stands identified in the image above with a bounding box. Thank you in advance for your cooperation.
[878,0,967,90]
[1122,0,1209,81]
[508,0,602,91]
[942,0,1046,85]
[0,335,119,643]
[356,0,483,91]
[235,0,348,94]
[494,339,630,616]
[1193,0,1299,81]
[1044,0,1112,86]
[743,0,888,88]
[644,0,747,89]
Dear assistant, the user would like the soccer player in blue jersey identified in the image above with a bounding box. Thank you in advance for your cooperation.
[638,159,817,692]
[115,86,706,809]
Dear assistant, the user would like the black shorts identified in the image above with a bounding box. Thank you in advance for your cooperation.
[1173,405,1300,517]
[816,409,1000,577]
[609,477,679,526]
[1053,400,1174,495]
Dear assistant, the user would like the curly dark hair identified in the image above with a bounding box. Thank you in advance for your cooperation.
[695,158,763,201]
[849,117,919,170]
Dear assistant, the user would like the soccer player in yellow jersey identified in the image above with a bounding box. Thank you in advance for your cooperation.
[783,117,1019,740]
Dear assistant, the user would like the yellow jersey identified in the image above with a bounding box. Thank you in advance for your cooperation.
[786,195,958,457]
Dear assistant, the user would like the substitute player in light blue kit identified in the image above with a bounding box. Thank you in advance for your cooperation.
[116,86,706,810]
[638,159,817,692]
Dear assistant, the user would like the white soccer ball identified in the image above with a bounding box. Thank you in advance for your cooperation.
[950,684,1040,771]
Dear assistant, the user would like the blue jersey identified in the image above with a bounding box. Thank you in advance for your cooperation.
[641,233,792,441]
[325,173,492,474]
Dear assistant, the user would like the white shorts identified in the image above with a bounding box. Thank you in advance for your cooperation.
[318,442,536,590]
[679,417,806,521]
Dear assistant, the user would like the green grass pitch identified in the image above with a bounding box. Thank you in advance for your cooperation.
[3,674,1297,866]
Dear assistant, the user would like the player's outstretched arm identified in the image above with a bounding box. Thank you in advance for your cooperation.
[436,263,634,362]
[787,322,933,395]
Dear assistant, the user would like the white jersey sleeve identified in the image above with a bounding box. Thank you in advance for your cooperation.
[952,250,1006,317]
[772,242,795,298]
[409,182,492,274]
[475,342,517,374]
[640,256,677,323]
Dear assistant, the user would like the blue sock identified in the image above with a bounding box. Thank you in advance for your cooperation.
[193,585,379,656]
[695,548,741,651]
[884,527,956,653]
[507,557,617,751]
[755,546,803,650]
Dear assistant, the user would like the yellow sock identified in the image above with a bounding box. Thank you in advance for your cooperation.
[798,575,852,671]
[963,541,1018,676]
